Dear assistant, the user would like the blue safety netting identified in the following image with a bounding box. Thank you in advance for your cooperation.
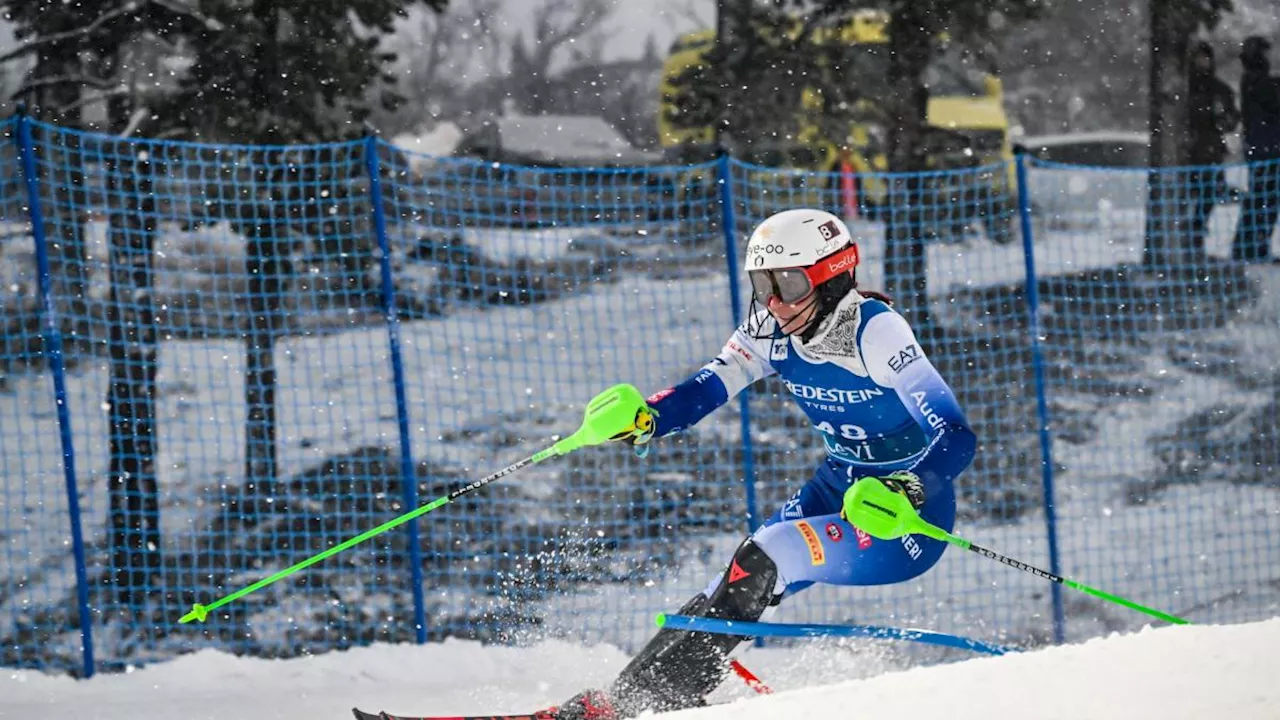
[1,115,1277,676]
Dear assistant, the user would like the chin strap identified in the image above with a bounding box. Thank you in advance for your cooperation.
[781,292,822,338]
[800,273,857,342]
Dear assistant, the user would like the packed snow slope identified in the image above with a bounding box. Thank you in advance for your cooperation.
[4,618,1277,720]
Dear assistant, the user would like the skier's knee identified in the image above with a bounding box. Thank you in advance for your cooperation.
[707,539,781,622]
[610,540,781,715]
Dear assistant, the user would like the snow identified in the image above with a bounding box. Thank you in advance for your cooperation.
[5,618,1278,720]
[391,123,464,159]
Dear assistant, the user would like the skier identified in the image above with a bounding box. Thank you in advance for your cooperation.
[550,208,977,719]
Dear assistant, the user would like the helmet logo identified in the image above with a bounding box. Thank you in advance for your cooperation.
[827,253,856,273]
[745,210,849,273]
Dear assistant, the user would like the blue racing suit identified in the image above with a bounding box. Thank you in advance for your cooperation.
[646,290,976,598]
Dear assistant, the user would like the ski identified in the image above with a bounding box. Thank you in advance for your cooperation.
[350,659,770,720]
[353,709,556,720]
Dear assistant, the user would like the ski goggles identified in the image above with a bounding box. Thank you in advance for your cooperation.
[748,243,860,305]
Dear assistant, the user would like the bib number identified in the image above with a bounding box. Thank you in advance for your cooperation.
[815,421,868,441]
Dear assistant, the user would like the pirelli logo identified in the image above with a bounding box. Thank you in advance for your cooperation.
[795,520,825,566]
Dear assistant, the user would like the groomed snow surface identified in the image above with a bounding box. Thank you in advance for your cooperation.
[5,617,1277,720]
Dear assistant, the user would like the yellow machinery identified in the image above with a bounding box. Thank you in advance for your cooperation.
[658,10,1016,241]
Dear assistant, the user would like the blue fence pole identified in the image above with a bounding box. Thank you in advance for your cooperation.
[365,135,427,643]
[1014,150,1065,644]
[15,112,95,676]
[716,154,761,533]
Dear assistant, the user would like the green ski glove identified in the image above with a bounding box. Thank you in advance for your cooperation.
[879,470,926,509]
[595,386,657,457]
[841,472,931,540]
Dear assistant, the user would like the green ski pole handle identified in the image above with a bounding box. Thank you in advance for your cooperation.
[842,477,1189,626]
[179,383,651,625]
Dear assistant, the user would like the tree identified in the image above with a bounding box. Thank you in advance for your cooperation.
[879,1,1038,329]
[1,0,213,615]
[662,1,847,150]
[374,0,502,132]
[0,22,32,117]
[1143,0,1231,270]
[641,31,663,69]
[158,0,444,144]
[664,0,1042,330]
[150,0,446,529]
[1,1,212,127]
[507,0,614,115]
[995,0,1150,135]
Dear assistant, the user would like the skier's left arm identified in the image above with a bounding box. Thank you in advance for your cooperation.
[861,312,977,499]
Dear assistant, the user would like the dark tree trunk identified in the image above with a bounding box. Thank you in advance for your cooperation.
[243,195,282,505]
[884,7,934,332]
[244,0,282,506]
[1143,2,1199,271]
[105,126,160,611]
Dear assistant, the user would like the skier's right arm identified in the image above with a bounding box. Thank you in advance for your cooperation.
[646,321,776,438]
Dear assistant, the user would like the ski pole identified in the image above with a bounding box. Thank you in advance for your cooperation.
[842,477,1189,626]
[179,383,650,624]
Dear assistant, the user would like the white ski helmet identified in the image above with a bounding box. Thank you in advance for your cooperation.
[744,208,856,272]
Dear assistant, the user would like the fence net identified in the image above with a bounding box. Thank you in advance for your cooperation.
[1,117,1277,675]
[1027,157,1280,636]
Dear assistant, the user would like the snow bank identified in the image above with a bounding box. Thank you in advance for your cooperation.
[6,617,1278,720]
